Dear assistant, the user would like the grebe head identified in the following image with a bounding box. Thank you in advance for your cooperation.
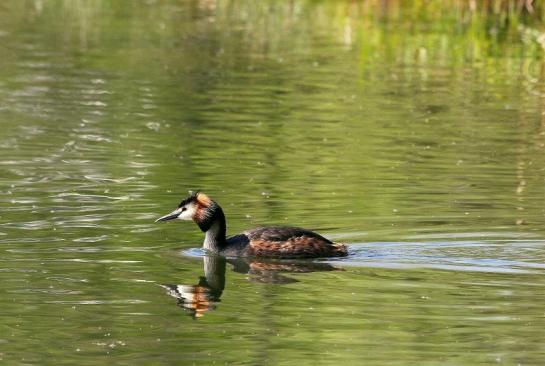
[155,191,216,226]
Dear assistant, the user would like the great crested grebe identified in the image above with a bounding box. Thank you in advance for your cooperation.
[155,192,348,258]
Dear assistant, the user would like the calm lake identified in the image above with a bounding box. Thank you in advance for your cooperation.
[2,1,545,365]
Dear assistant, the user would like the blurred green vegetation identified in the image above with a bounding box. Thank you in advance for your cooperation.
[3,0,545,59]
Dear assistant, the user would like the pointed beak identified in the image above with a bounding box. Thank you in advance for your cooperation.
[155,208,182,223]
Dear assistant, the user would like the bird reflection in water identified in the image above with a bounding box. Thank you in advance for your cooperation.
[161,254,342,318]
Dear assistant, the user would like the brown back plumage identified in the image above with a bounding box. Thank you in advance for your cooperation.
[241,226,348,258]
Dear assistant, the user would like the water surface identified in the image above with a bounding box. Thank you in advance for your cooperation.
[1,1,545,365]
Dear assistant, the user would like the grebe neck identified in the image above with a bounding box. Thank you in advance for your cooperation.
[199,205,227,252]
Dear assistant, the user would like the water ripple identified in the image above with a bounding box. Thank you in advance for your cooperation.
[45,300,148,305]
[338,241,545,274]
[72,235,111,243]
[1,220,50,230]
[52,192,131,202]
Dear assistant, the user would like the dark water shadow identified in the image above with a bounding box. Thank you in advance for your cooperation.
[161,254,342,318]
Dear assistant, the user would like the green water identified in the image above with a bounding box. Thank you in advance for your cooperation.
[2,1,545,365]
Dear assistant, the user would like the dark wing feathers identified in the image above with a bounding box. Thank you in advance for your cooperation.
[225,226,347,258]
[244,226,333,243]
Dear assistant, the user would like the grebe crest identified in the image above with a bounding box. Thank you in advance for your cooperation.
[156,192,348,258]
[156,191,219,230]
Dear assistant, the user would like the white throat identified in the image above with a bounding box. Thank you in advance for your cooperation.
[203,221,222,251]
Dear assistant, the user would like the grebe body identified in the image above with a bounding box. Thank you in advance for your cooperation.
[156,192,348,258]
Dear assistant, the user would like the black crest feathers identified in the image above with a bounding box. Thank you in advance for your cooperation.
[178,190,200,208]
